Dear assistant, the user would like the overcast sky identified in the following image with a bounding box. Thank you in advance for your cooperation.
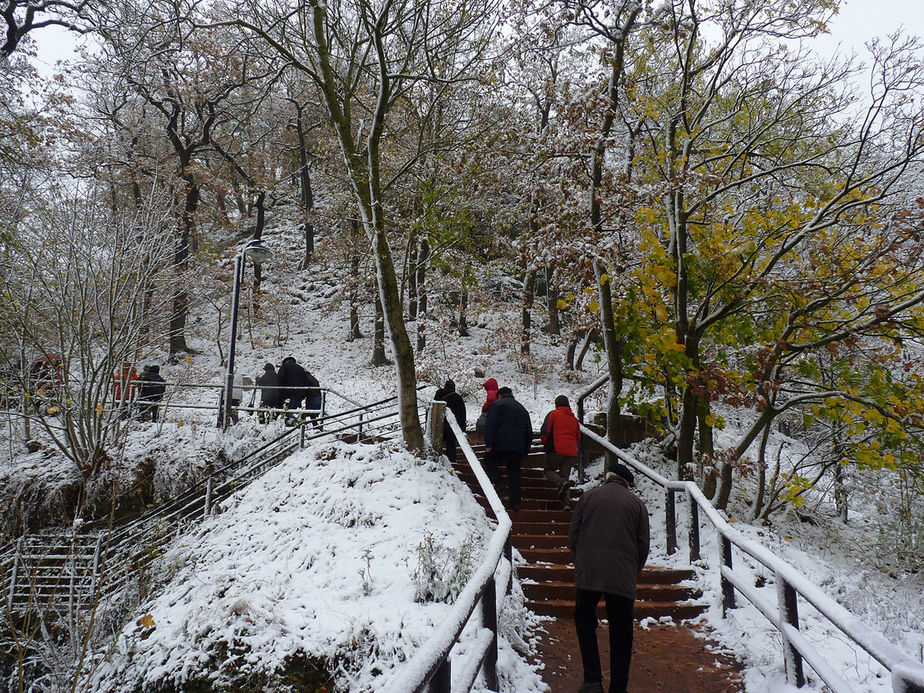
[27,0,924,78]
[814,0,923,59]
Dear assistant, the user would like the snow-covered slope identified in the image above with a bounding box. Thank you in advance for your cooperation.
[89,440,546,692]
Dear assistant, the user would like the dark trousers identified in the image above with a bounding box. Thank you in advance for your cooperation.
[544,452,576,488]
[485,450,523,508]
[574,589,634,693]
[444,432,458,463]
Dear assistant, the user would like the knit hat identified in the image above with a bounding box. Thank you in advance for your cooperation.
[443,379,456,393]
[264,363,275,371]
[497,386,513,397]
[607,463,635,486]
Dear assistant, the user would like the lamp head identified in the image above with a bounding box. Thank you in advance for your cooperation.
[243,239,273,264]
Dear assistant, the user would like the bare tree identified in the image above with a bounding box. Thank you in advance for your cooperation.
[217,0,502,452]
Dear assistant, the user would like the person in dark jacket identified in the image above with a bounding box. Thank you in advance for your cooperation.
[438,379,466,463]
[483,386,532,511]
[569,463,650,693]
[256,363,282,422]
[540,395,582,509]
[304,368,322,427]
[277,357,308,424]
[138,365,167,422]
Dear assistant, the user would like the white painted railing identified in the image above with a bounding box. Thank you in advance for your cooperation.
[581,426,924,693]
[382,406,513,693]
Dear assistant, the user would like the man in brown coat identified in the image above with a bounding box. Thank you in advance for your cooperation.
[569,463,650,693]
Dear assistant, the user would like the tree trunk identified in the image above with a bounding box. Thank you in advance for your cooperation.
[372,291,387,366]
[520,268,536,361]
[407,229,418,322]
[566,334,579,370]
[252,192,266,306]
[698,405,716,499]
[169,177,198,357]
[751,423,772,519]
[294,103,315,270]
[458,265,470,337]
[416,237,428,353]
[834,462,848,523]
[231,177,247,216]
[594,262,623,454]
[546,266,560,337]
[309,0,422,453]
[348,219,363,341]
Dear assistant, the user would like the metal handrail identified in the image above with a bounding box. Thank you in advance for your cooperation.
[383,408,513,693]
[580,426,924,693]
[576,373,610,424]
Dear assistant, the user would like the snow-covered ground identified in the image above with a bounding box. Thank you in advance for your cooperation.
[3,210,923,691]
[88,440,546,691]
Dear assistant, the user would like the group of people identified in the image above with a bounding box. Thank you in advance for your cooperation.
[436,376,650,693]
[254,357,322,425]
[112,362,166,421]
[110,356,322,427]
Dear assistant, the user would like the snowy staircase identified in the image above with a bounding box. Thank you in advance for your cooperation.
[454,436,706,621]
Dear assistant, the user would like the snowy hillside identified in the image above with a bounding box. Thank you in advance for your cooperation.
[87,441,545,691]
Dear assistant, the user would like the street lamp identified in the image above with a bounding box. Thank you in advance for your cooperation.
[222,238,274,429]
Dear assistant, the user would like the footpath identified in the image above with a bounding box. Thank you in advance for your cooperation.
[455,435,746,692]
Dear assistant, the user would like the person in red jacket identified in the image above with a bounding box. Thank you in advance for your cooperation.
[481,377,498,412]
[540,395,581,509]
[476,377,499,432]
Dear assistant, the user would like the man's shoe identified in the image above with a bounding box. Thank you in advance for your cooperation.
[577,683,603,693]
[558,481,572,501]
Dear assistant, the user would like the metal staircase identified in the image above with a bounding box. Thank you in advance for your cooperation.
[1,392,422,618]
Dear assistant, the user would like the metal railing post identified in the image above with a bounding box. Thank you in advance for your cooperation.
[8,537,22,612]
[504,536,513,594]
[481,577,499,691]
[91,535,102,598]
[204,476,213,516]
[720,533,736,616]
[688,491,700,563]
[665,490,677,555]
[429,659,451,693]
[777,573,805,687]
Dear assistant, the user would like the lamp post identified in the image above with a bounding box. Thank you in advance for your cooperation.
[222,239,274,429]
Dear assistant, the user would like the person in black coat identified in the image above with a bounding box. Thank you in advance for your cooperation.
[138,365,167,422]
[277,357,308,423]
[438,379,466,463]
[483,386,532,511]
[256,363,282,422]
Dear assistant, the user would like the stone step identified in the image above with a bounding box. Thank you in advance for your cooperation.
[513,534,570,550]
[518,565,697,585]
[522,581,701,603]
[453,464,550,480]
[455,469,557,486]
[526,599,707,620]
[512,521,569,535]
[512,509,572,523]
[517,546,573,563]
[474,494,572,512]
